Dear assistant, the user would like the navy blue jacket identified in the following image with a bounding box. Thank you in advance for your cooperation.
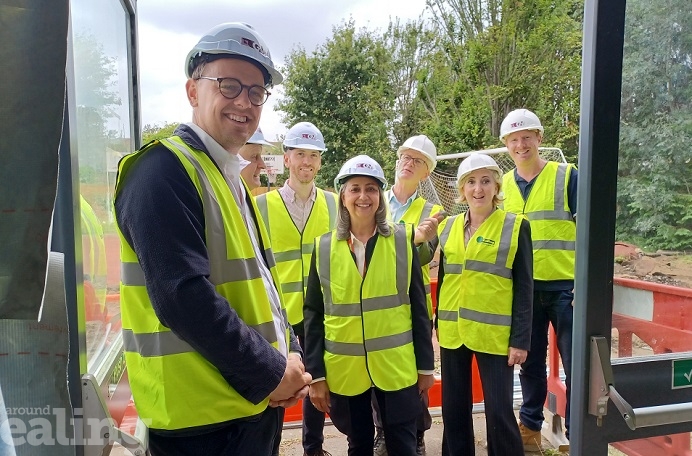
[115,125,299,429]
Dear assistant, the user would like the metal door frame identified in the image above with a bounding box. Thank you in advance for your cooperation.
[572,0,692,452]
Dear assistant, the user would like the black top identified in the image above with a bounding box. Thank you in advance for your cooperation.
[115,125,299,432]
[303,229,435,382]
[435,218,534,351]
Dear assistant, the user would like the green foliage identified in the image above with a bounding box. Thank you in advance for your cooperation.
[142,121,180,144]
[616,0,692,250]
[277,0,691,252]
[424,0,583,158]
[278,21,396,188]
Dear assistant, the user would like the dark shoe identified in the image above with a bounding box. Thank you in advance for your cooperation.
[373,427,388,456]
[303,450,332,456]
[416,432,426,455]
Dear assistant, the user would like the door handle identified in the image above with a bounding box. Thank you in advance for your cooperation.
[589,336,692,430]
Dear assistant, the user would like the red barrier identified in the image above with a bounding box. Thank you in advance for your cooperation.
[113,275,692,456]
[610,278,692,456]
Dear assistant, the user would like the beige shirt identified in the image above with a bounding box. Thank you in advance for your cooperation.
[278,181,317,232]
[349,232,370,277]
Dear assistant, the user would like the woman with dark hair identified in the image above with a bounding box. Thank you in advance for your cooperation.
[303,155,435,456]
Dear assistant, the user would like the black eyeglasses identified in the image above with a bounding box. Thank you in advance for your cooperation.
[196,76,271,106]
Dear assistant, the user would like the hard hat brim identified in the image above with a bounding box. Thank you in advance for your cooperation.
[185,47,284,85]
[396,145,437,171]
[457,165,503,185]
[499,126,544,142]
[284,144,327,152]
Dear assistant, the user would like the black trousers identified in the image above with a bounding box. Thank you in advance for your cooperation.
[441,345,523,456]
[330,386,419,456]
[372,389,432,434]
[298,334,327,452]
[149,406,283,456]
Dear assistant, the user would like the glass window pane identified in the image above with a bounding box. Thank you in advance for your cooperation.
[71,0,133,377]
[613,0,692,360]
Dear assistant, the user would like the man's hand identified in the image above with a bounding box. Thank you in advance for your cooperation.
[414,211,447,245]
[268,384,309,409]
[507,347,528,366]
[269,353,312,406]
[308,381,331,413]
[417,373,435,395]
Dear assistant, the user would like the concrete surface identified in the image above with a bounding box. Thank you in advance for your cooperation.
[279,408,564,455]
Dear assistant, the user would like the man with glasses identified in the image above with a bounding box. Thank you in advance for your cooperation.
[374,134,446,456]
[256,121,337,456]
[114,23,310,455]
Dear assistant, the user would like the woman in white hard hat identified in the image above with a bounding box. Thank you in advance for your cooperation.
[239,127,270,190]
[304,155,435,456]
[436,153,533,456]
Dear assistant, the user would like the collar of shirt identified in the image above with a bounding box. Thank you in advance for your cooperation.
[185,122,240,182]
[386,189,418,223]
[279,180,317,204]
[348,229,377,276]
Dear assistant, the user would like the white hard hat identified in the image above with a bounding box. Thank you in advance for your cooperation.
[396,134,437,171]
[238,157,252,171]
[283,122,327,151]
[499,109,544,141]
[334,155,388,190]
[247,127,271,146]
[456,153,503,185]
[185,22,283,86]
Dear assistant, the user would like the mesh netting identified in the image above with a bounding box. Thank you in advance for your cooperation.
[418,147,566,216]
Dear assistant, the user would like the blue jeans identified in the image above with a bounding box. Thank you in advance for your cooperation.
[519,289,573,438]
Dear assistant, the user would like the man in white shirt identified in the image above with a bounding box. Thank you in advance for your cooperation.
[256,121,338,456]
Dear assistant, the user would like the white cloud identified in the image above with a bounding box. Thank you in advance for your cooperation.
[137,0,427,141]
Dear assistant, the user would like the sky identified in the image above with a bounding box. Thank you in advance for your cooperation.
[137,0,429,142]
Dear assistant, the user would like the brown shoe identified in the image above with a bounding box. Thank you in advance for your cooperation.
[519,422,542,452]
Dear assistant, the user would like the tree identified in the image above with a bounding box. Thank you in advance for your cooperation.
[423,0,583,159]
[73,33,122,176]
[616,0,692,250]
[142,121,180,144]
[278,21,397,189]
[383,17,438,146]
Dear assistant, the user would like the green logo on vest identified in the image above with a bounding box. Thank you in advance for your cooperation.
[476,236,495,246]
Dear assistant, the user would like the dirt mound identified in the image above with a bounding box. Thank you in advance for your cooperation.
[614,243,692,288]
[430,241,692,289]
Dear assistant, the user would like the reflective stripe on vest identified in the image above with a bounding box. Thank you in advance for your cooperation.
[116,136,289,430]
[388,195,444,319]
[502,162,576,281]
[255,189,338,325]
[316,224,418,395]
[437,211,521,353]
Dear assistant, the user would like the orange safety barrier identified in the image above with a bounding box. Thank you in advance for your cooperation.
[112,275,692,456]
[610,277,692,456]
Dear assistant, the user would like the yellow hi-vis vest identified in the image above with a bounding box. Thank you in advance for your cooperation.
[502,162,576,281]
[115,136,290,430]
[393,196,444,319]
[315,224,418,396]
[437,210,522,354]
[80,195,107,311]
[255,188,337,325]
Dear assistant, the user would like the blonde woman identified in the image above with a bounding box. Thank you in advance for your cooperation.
[436,153,533,456]
[304,155,435,456]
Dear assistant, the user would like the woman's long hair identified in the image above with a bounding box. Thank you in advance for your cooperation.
[336,185,391,240]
